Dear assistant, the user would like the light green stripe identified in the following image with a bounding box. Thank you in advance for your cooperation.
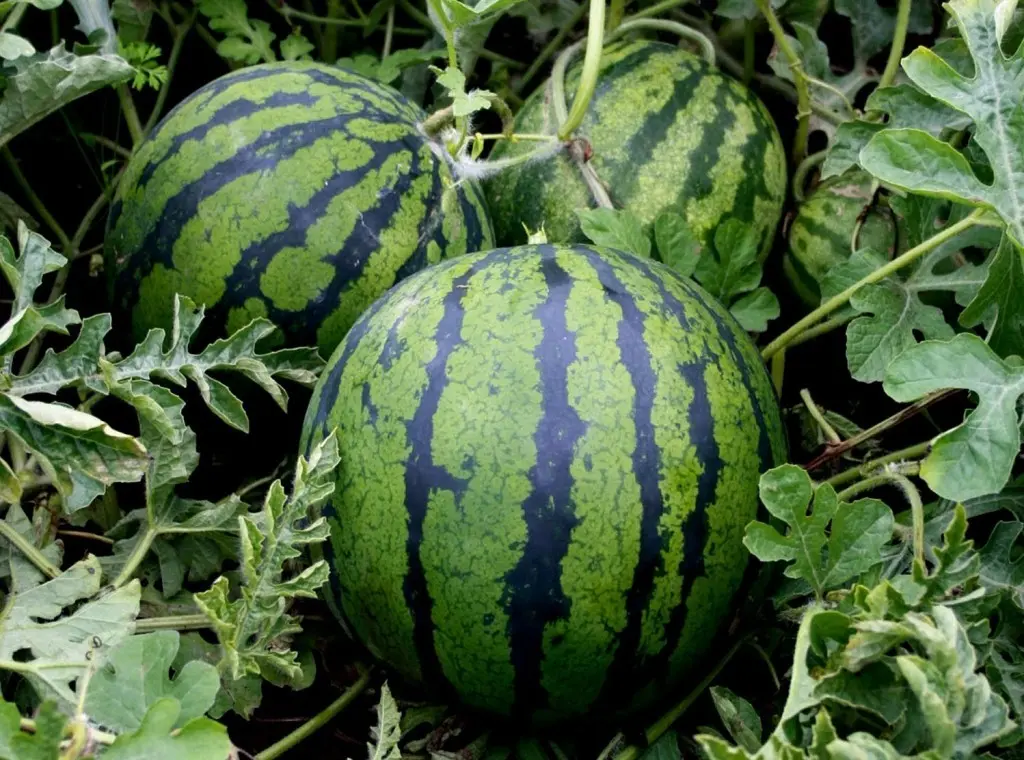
[421,254,544,716]
[535,248,641,719]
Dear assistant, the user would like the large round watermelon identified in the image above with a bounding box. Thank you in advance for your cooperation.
[784,170,895,306]
[301,243,786,725]
[484,40,787,263]
[106,62,494,355]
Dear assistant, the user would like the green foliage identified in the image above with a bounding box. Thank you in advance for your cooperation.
[369,683,403,760]
[194,434,338,689]
[120,41,167,90]
[100,698,231,760]
[744,465,894,601]
[576,209,779,332]
[197,0,312,64]
[883,333,1024,502]
[84,631,220,732]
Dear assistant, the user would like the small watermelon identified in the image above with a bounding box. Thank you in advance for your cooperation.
[301,243,786,725]
[784,170,896,306]
[106,62,494,356]
[484,40,787,264]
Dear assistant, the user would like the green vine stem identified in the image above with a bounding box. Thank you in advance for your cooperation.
[135,614,212,632]
[116,86,145,147]
[382,5,395,58]
[254,667,373,760]
[836,470,924,565]
[516,3,587,95]
[1,148,72,250]
[785,312,853,348]
[0,517,60,579]
[805,389,955,471]
[800,389,841,445]
[606,0,625,32]
[822,442,931,490]
[276,2,425,34]
[17,715,116,748]
[557,0,606,140]
[612,636,748,760]
[743,18,755,85]
[762,209,985,361]
[791,150,825,203]
[111,527,157,589]
[877,0,911,91]
[143,8,196,137]
[755,0,810,163]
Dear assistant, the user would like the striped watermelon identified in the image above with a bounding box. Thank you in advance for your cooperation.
[484,40,787,264]
[301,243,786,725]
[784,170,895,306]
[106,62,494,356]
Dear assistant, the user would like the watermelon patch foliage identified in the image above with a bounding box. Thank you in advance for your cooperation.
[0,0,1021,758]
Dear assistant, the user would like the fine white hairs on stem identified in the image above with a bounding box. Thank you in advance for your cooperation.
[425,121,566,185]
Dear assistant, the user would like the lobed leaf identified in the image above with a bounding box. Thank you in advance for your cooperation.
[883,334,1024,501]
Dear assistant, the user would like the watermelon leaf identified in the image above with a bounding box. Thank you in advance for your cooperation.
[369,682,403,760]
[197,0,276,64]
[729,288,780,334]
[823,84,971,180]
[83,631,220,733]
[833,0,933,62]
[959,234,1024,359]
[576,208,652,260]
[859,0,1024,249]
[978,521,1024,610]
[710,687,762,753]
[654,212,700,277]
[100,698,231,760]
[0,556,140,710]
[193,433,338,685]
[883,333,1024,501]
[0,43,133,151]
[744,465,894,600]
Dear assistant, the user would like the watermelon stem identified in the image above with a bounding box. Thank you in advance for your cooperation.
[799,388,842,445]
[836,470,924,566]
[254,666,373,760]
[876,0,912,92]
[555,0,605,140]
[116,84,145,147]
[823,444,929,490]
[791,150,827,203]
[612,636,749,760]
[761,208,987,361]
[755,0,811,163]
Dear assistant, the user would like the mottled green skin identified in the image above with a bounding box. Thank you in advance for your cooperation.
[784,170,896,306]
[106,62,494,356]
[484,41,787,265]
[301,243,786,725]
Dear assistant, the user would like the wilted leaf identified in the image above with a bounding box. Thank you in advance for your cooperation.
[0,556,140,708]
[0,44,133,151]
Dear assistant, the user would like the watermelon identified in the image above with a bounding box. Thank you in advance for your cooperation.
[301,242,786,725]
[106,62,494,356]
[484,40,787,264]
[784,170,896,306]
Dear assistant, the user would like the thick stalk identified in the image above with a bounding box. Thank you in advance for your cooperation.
[111,527,157,589]
[792,150,826,201]
[557,0,605,140]
[786,312,853,348]
[823,442,931,489]
[143,11,195,136]
[755,0,810,163]
[762,210,984,360]
[0,519,60,579]
[382,5,395,58]
[135,614,212,632]
[877,0,911,91]
[743,18,754,84]
[117,85,145,147]
[613,637,747,760]
[254,668,373,760]
[606,0,625,32]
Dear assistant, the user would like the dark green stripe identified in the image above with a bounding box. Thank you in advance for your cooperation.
[582,248,667,705]
[506,247,586,718]
[669,86,736,213]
